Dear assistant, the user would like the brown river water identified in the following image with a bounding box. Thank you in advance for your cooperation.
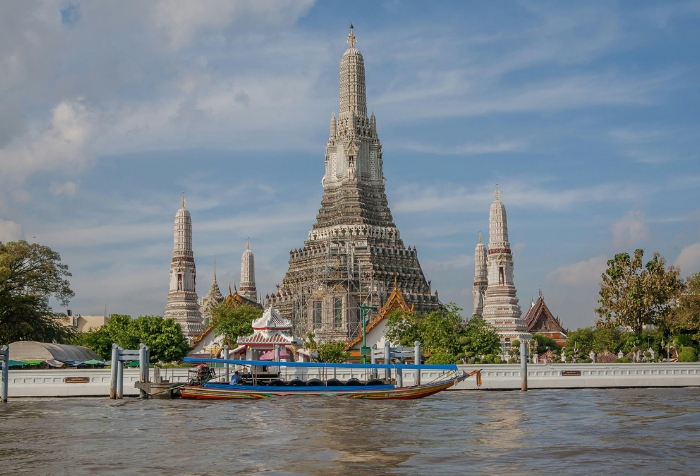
[1,388,700,475]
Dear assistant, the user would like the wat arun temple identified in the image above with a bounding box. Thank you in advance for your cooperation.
[164,27,545,348]
[266,26,440,341]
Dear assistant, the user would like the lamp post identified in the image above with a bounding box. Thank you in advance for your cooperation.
[359,304,378,364]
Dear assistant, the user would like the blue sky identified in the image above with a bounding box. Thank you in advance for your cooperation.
[1,0,699,329]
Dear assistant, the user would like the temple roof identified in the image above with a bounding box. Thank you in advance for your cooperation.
[346,280,413,349]
[524,294,566,336]
[252,306,291,330]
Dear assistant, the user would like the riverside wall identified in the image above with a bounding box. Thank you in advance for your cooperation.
[4,363,700,397]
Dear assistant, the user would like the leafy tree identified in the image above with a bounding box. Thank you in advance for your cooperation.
[563,327,594,361]
[212,302,261,345]
[75,314,191,362]
[461,315,501,357]
[384,309,420,348]
[132,316,191,363]
[531,334,562,353]
[591,327,622,354]
[303,333,349,363]
[664,272,700,334]
[596,249,684,334]
[0,240,75,344]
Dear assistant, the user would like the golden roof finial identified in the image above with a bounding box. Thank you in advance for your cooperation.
[393,276,398,290]
[494,183,500,200]
[181,191,186,208]
[246,238,250,250]
[478,231,482,243]
[347,24,356,48]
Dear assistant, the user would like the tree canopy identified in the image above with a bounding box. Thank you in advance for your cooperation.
[0,240,75,345]
[212,302,261,345]
[303,333,349,363]
[596,249,684,334]
[663,272,700,336]
[385,303,501,364]
[74,314,191,362]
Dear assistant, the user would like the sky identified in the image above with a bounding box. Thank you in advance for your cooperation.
[1,0,699,330]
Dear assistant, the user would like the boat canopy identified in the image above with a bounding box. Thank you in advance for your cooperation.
[184,357,458,371]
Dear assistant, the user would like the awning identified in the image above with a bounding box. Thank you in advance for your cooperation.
[45,359,65,368]
[259,350,290,361]
[61,360,84,367]
[8,360,29,368]
[83,359,105,365]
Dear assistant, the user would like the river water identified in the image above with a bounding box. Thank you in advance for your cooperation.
[1,388,699,475]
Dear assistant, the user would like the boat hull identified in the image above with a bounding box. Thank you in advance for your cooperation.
[180,372,470,400]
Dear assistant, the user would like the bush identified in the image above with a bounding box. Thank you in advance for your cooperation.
[425,350,458,364]
[613,357,633,363]
[677,346,697,362]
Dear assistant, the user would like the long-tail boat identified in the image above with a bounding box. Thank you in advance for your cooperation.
[180,358,481,400]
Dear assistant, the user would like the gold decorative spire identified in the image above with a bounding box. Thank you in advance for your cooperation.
[181,191,187,208]
[347,24,356,48]
[478,231,482,243]
[246,238,250,250]
[494,183,500,200]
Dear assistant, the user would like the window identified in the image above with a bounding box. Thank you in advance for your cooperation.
[314,302,322,329]
[334,298,343,327]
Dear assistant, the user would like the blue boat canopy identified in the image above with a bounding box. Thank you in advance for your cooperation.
[184,357,458,371]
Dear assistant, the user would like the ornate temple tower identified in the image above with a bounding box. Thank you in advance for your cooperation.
[268,26,440,340]
[199,256,224,325]
[164,195,204,341]
[472,232,488,317]
[240,241,257,302]
[482,186,530,345]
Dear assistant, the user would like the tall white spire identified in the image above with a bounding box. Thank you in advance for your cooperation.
[482,187,529,345]
[472,231,487,317]
[199,255,224,324]
[322,25,383,189]
[164,194,204,341]
[240,239,257,302]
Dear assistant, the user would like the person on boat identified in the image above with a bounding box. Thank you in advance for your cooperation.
[230,371,242,385]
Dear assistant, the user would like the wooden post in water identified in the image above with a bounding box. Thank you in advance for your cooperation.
[414,341,421,386]
[110,343,118,399]
[0,345,9,403]
[384,341,391,382]
[223,345,229,383]
[116,347,124,399]
[520,341,528,392]
[139,344,149,399]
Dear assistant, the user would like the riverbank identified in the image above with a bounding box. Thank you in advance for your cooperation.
[3,363,700,397]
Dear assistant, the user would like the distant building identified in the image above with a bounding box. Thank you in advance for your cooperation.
[58,312,108,333]
[523,291,568,346]
[233,306,302,361]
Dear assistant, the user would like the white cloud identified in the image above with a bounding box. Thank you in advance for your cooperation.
[50,181,77,196]
[394,141,523,156]
[547,255,608,288]
[151,0,315,50]
[0,218,25,243]
[611,210,650,248]
[0,100,96,183]
[675,243,700,276]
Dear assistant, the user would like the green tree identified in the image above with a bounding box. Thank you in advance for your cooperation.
[596,249,684,334]
[132,316,191,363]
[531,334,562,353]
[212,302,261,345]
[0,240,75,344]
[75,314,191,362]
[303,333,349,363]
[384,309,420,348]
[591,327,622,354]
[664,272,700,334]
[563,327,594,360]
[461,315,501,357]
